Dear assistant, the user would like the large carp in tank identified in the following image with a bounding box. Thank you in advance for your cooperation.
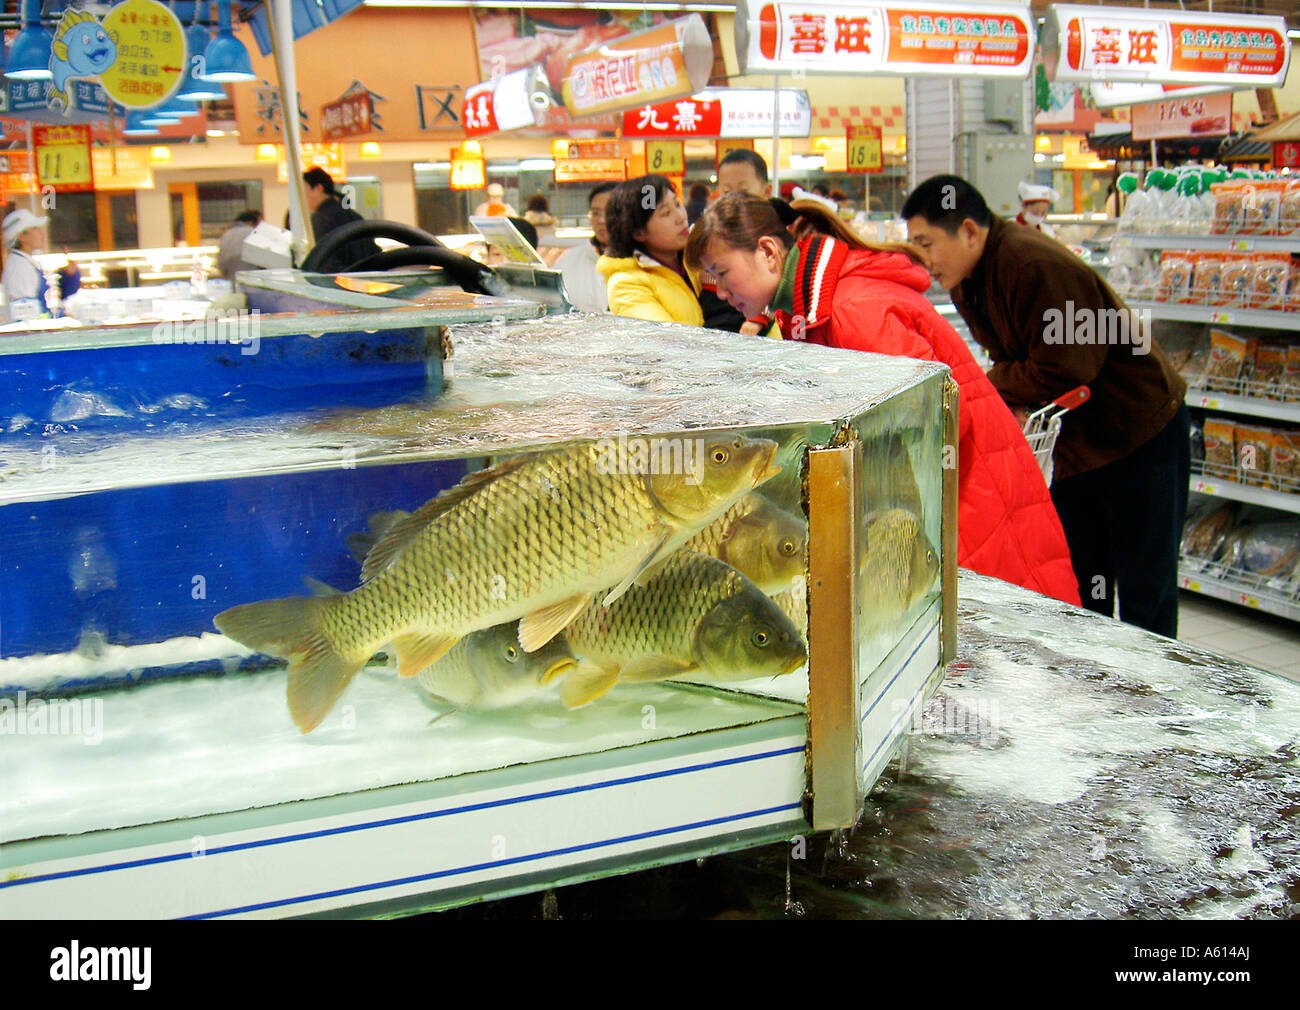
[214,433,781,732]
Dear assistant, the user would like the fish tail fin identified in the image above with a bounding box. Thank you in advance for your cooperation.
[214,596,365,733]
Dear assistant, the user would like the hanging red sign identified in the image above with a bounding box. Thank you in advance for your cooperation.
[735,1,1036,78]
[1044,5,1290,86]
[554,158,627,183]
[622,89,811,139]
[321,93,373,141]
[1276,143,1300,170]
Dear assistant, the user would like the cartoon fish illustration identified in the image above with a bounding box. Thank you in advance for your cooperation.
[49,10,118,109]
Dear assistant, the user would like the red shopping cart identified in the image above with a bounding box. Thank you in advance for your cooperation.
[1023,385,1090,488]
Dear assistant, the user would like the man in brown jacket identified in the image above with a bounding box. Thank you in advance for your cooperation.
[903,175,1189,637]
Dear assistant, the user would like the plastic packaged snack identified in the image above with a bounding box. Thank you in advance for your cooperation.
[1283,346,1300,401]
[1271,428,1300,493]
[1156,251,1194,303]
[1219,253,1254,308]
[1227,522,1300,577]
[1241,181,1282,236]
[1211,180,1245,234]
[1289,259,1300,313]
[1191,251,1225,306]
[1180,499,1239,560]
[1278,180,1300,237]
[1202,418,1237,475]
[1234,424,1274,487]
[1250,253,1290,311]
[1180,345,1212,386]
[1205,330,1257,392]
[1252,344,1288,398]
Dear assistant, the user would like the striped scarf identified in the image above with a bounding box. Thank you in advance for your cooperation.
[775,233,850,341]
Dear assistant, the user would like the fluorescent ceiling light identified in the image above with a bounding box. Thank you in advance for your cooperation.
[519,158,556,171]
[414,161,451,171]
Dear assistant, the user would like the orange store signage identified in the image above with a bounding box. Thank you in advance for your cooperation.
[561,16,712,118]
[1043,5,1290,86]
[735,0,1035,77]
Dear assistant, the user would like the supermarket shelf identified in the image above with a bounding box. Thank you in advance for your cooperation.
[1115,234,1300,253]
[1185,387,1300,424]
[1131,301,1300,331]
[1189,470,1300,515]
[1178,563,1300,623]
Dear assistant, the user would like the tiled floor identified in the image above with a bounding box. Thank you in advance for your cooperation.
[1178,590,1300,684]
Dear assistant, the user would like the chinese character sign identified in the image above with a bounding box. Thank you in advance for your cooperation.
[562,16,713,118]
[736,1,1035,78]
[98,0,187,109]
[846,124,883,173]
[1044,5,1289,86]
[1130,93,1231,140]
[34,125,94,191]
[622,88,810,139]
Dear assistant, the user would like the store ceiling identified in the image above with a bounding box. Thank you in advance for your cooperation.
[1027,0,1298,30]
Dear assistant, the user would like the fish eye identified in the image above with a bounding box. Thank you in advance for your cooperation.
[751,629,770,648]
[779,539,796,556]
[711,448,728,465]
[504,645,518,662]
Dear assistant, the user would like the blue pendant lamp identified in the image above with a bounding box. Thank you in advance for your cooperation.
[122,111,160,136]
[177,3,226,101]
[6,0,55,80]
[199,0,255,83]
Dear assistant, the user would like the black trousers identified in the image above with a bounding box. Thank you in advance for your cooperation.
[1050,404,1191,638]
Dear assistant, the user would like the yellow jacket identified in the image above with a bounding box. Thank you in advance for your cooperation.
[596,251,704,326]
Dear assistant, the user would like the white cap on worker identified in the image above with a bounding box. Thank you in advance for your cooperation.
[3,208,48,247]
[1018,181,1061,204]
[791,186,838,213]
[487,182,505,197]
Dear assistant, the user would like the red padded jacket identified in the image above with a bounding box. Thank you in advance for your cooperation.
[774,236,1081,605]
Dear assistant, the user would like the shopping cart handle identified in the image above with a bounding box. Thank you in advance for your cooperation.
[1052,386,1090,411]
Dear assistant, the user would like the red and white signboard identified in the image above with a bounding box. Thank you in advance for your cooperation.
[1276,143,1300,171]
[462,66,550,138]
[321,93,373,142]
[1131,92,1232,141]
[1044,5,1290,87]
[735,1,1035,78]
[1091,81,1239,110]
[622,89,811,139]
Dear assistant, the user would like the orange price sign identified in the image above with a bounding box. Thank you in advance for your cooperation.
[34,125,93,192]
[846,124,882,174]
[645,140,684,176]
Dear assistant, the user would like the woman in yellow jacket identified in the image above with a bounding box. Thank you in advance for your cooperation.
[596,174,704,325]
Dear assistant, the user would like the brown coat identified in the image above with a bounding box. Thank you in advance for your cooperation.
[950,215,1186,481]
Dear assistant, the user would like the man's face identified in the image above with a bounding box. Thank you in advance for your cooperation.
[905,216,984,291]
[589,190,611,247]
[304,184,327,213]
[717,161,770,198]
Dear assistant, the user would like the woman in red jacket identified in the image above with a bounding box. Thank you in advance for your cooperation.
[687,193,1080,605]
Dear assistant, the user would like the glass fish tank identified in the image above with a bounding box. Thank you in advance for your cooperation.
[0,286,954,919]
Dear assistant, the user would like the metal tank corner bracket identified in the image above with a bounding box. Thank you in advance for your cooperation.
[807,440,863,831]
[941,379,959,667]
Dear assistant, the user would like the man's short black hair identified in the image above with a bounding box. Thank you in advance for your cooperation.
[589,181,619,205]
[901,174,993,235]
[234,209,261,226]
[718,148,768,185]
[303,167,336,196]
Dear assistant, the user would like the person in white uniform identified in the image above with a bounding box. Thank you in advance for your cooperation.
[555,181,616,313]
[2,208,79,313]
[1015,181,1061,238]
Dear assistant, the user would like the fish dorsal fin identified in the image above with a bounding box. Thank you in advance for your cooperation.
[347,510,410,566]
[519,591,592,653]
[360,458,530,582]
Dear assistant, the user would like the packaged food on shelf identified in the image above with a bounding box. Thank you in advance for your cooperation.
[1205,330,1257,392]
[1252,344,1288,398]
[1234,423,1274,487]
[1157,251,1194,303]
[1280,180,1300,237]
[1250,254,1291,311]
[1290,259,1300,314]
[1191,251,1226,305]
[1283,347,1300,400]
[1225,522,1300,578]
[1202,418,1238,475]
[1210,179,1246,235]
[1219,254,1255,308]
[1241,181,1282,236]
[1180,499,1240,562]
[1272,429,1300,492]
[1180,345,1211,386]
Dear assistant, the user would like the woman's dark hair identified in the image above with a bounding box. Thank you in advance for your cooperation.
[684,192,793,272]
[604,174,677,258]
[526,193,550,213]
[589,181,619,205]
